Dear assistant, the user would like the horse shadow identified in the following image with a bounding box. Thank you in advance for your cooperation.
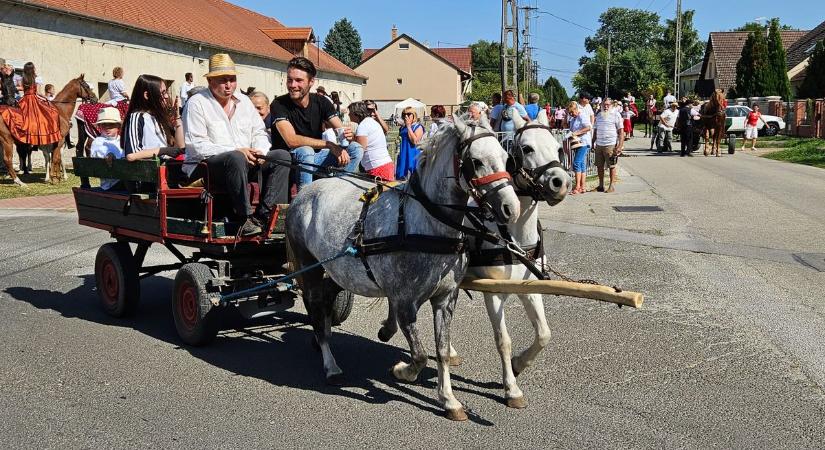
[4,275,495,425]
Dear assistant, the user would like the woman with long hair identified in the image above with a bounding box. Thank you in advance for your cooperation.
[349,101,394,180]
[121,74,184,161]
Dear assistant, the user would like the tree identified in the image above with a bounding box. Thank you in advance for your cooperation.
[585,8,664,56]
[323,19,362,69]
[466,40,530,103]
[660,9,705,81]
[734,31,771,98]
[541,76,569,106]
[798,40,825,99]
[765,19,792,99]
[735,21,795,32]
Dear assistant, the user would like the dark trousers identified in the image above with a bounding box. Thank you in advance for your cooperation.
[194,149,291,218]
[75,118,88,157]
[16,144,31,174]
[680,126,694,155]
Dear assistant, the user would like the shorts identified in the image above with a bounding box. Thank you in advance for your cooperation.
[365,162,395,181]
[572,145,590,173]
[594,144,618,169]
[745,125,758,139]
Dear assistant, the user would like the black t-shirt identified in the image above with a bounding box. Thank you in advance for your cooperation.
[270,93,336,149]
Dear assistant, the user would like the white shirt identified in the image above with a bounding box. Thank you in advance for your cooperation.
[90,136,125,190]
[108,78,128,103]
[594,109,623,146]
[663,94,677,106]
[660,108,678,129]
[356,117,392,171]
[180,81,195,103]
[183,89,270,176]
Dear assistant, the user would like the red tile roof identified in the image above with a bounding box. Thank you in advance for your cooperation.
[17,0,363,79]
[362,38,472,75]
[787,20,825,69]
[260,27,314,42]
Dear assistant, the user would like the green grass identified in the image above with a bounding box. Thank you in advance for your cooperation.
[761,138,825,169]
[0,170,97,200]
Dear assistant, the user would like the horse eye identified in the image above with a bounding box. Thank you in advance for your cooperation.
[471,158,483,170]
[522,146,535,154]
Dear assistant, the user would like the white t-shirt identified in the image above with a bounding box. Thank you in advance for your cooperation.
[356,117,392,171]
[180,81,195,103]
[89,136,125,190]
[660,108,678,129]
[663,94,677,106]
[594,110,623,146]
[108,78,128,103]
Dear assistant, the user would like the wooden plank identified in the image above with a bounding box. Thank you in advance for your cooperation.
[166,217,227,238]
[460,278,644,308]
[72,157,159,183]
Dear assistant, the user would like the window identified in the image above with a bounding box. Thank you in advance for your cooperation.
[399,43,409,50]
[396,78,403,85]
[97,82,108,99]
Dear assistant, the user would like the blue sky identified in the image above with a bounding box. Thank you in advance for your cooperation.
[229,0,824,93]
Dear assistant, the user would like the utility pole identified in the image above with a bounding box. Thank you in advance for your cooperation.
[520,5,538,98]
[605,34,611,99]
[500,0,519,95]
[674,0,682,96]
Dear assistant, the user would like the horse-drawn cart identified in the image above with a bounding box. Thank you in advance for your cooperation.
[72,157,354,346]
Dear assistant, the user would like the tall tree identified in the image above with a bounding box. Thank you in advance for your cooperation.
[765,18,792,99]
[798,40,825,99]
[660,9,705,81]
[734,30,771,97]
[735,21,795,32]
[466,40,530,102]
[585,8,664,56]
[323,19,362,69]
[541,76,569,106]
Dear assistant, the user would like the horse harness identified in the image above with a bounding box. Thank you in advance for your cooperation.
[350,128,513,284]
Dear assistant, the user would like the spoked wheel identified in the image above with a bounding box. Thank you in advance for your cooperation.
[172,263,219,346]
[94,242,140,317]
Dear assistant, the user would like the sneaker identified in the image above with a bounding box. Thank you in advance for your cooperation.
[239,217,263,236]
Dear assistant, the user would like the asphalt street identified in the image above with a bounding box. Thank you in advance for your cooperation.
[1,137,824,448]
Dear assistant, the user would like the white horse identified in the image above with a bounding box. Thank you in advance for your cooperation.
[455,110,571,408]
[286,114,521,421]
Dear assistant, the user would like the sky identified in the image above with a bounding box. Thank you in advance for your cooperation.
[228,0,824,94]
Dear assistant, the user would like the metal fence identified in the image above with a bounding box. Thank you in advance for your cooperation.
[495,129,597,176]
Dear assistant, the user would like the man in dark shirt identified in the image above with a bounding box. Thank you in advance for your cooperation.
[677,100,694,157]
[270,57,362,191]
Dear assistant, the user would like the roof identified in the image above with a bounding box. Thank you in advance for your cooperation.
[260,27,314,42]
[359,34,472,76]
[700,30,808,92]
[13,0,363,79]
[679,61,703,77]
[786,20,825,69]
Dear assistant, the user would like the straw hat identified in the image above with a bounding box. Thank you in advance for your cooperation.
[568,135,584,151]
[95,107,122,125]
[204,53,238,78]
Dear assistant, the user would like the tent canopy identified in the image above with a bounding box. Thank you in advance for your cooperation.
[393,98,427,120]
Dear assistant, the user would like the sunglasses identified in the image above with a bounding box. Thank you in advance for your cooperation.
[403,113,413,117]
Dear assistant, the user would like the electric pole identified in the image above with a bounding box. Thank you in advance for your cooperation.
[605,34,611,99]
[674,0,682,96]
[520,5,538,98]
[501,0,519,95]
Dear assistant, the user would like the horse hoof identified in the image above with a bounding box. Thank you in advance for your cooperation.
[449,355,464,367]
[377,326,394,342]
[326,373,345,386]
[445,408,468,421]
[506,396,527,409]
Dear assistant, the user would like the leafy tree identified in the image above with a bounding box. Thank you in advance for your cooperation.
[798,40,825,99]
[660,9,705,80]
[734,30,771,97]
[466,40,530,103]
[573,47,609,97]
[323,19,362,68]
[585,8,664,56]
[541,76,569,106]
[734,21,795,32]
[612,48,668,98]
[765,19,792,99]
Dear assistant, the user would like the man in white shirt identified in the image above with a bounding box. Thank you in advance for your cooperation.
[183,53,291,236]
[663,90,677,108]
[657,102,679,153]
[179,72,195,107]
[592,98,624,193]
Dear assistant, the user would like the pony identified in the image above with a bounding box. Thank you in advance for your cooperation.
[0,75,96,185]
[700,90,726,157]
[286,114,520,421]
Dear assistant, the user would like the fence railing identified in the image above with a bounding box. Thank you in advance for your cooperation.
[495,129,597,176]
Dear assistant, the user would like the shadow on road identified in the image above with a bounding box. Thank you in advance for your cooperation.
[4,275,495,425]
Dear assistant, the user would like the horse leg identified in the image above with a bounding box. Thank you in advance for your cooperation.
[391,299,428,383]
[431,289,467,421]
[703,129,709,156]
[377,298,398,342]
[41,145,51,183]
[511,293,552,377]
[1,135,24,186]
[483,292,525,408]
[50,143,64,183]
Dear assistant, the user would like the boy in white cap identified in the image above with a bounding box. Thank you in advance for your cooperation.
[89,107,125,190]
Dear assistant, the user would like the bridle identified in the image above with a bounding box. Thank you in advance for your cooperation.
[509,123,562,201]
[454,125,513,209]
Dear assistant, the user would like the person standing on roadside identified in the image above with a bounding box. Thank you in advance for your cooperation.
[592,99,624,193]
[566,101,591,195]
[657,102,679,153]
[743,104,768,151]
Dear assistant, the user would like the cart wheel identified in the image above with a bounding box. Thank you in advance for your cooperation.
[172,263,219,346]
[94,242,140,317]
[728,134,736,154]
[331,290,354,326]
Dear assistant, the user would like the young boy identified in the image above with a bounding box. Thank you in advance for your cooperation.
[89,107,125,190]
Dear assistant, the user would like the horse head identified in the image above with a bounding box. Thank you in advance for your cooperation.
[452,114,520,224]
[508,110,571,206]
[75,74,98,103]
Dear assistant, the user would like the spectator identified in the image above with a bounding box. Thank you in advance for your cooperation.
[428,104,447,137]
[179,72,195,108]
[544,102,552,121]
[0,63,18,106]
[566,101,591,195]
[364,100,388,134]
[492,89,529,145]
[578,92,595,131]
[395,106,424,180]
[663,89,676,108]
[89,107,125,190]
[657,102,679,153]
[467,102,483,121]
[554,103,566,129]
[183,53,291,236]
[623,91,635,105]
[349,101,394,181]
[677,100,695,157]
[107,67,129,105]
[249,91,273,134]
[488,92,502,120]
[743,104,768,151]
[44,84,55,101]
[525,92,540,120]
[121,74,184,162]
[315,86,333,105]
[620,103,635,140]
[270,57,362,191]
[592,99,624,193]
[330,91,344,119]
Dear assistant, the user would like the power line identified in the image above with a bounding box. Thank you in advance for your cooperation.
[531,47,580,61]
[536,10,596,33]
[646,0,657,9]
[657,0,674,14]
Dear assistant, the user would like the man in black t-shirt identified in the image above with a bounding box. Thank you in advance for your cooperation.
[270,57,362,190]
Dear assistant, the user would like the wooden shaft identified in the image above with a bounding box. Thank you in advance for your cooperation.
[459,277,644,308]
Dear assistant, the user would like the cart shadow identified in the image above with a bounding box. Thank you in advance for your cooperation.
[4,274,495,426]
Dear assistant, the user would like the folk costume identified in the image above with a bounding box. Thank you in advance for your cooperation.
[0,82,61,145]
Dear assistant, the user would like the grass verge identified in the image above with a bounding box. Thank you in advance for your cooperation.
[761,138,825,169]
[0,170,98,200]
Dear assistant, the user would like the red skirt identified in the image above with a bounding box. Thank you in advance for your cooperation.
[0,91,61,145]
[623,118,632,134]
[366,162,395,181]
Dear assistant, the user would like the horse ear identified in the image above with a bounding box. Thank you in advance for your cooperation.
[452,114,467,135]
[79,74,85,80]
[512,110,526,129]
[537,109,550,127]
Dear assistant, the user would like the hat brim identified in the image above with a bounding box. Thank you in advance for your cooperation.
[94,119,121,125]
[204,69,238,78]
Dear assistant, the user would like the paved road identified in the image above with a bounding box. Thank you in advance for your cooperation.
[1,139,824,447]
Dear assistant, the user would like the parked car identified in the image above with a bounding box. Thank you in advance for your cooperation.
[725,105,785,136]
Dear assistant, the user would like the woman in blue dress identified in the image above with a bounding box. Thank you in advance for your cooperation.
[395,106,425,180]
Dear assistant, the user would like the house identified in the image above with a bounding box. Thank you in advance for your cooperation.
[0,0,365,105]
[695,30,808,97]
[678,61,703,95]
[785,20,825,96]
[356,27,472,112]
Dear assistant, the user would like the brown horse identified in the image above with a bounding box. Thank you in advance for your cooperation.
[700,90,726,157]
[0,75,96,185]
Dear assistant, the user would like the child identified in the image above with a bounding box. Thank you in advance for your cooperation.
[44,84,55,101]
[621,104,635,140]
[88,107,125,190]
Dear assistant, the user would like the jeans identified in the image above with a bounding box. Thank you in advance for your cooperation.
[657,126,673,152]
[291,143,364,190]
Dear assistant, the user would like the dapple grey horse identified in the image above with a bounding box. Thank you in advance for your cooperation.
[286,115,520,421]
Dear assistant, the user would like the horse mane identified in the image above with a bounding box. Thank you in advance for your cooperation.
[53,75,84,103]
[417,121,460,173]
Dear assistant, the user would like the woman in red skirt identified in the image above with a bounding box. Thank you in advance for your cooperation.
[621,103,635,140]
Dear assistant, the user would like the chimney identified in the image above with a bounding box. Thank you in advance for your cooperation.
[391,25,398,40]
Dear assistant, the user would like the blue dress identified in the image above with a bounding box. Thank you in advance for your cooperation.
[395,123,424,180]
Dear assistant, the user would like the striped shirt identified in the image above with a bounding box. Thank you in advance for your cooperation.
[122,112,167,155]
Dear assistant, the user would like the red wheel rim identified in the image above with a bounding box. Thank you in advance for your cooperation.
[100,259,119,306]
[177,280,198,331]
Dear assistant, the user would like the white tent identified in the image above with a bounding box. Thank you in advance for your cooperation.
[393,98,427,123]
